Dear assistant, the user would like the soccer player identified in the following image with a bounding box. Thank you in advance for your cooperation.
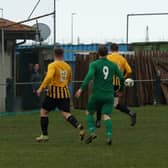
[96,43,136,128]
[36,48,85,142]
[76,45,124,145]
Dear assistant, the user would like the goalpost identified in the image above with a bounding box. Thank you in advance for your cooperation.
[126,12,168,44]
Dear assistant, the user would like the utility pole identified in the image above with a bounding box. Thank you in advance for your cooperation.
[77,36,80,44]
[145,26,149,42]
[0,8,4,64]
[0,8,5,65]
[53,0,56,45]
[1,28,5,64]
[0,8,3,18]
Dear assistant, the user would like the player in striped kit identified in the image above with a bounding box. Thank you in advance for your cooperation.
[36,48,85,142]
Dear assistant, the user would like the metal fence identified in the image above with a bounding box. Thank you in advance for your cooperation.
[73,51,168,108]
[0,78,168,113]
[0,50,168,112]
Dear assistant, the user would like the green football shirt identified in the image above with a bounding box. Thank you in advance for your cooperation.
[81,57,124,95]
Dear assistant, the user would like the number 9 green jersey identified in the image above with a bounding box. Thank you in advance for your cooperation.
[81,57,124,95]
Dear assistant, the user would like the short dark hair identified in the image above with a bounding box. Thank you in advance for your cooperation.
[110,43,119,51]
[98,45,108,57]
[54,48,64,57]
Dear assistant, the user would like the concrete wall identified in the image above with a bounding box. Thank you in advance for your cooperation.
[0,41,13,112]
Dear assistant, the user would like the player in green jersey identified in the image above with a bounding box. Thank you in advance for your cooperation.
[76,45,124,145]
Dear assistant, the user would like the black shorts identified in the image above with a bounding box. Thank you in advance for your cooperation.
[42,96,70,112]
[114,85,120,97]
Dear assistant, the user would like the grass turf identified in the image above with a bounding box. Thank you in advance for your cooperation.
[0,106,168,168]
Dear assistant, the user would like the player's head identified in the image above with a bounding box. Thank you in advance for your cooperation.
[110,43,119,52]
[98,45,108,57]
[53,48,64,60]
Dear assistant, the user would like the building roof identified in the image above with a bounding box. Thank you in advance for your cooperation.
[0,18,36,40]
[0,18,35,31]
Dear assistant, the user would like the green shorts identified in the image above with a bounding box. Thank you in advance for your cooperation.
[87,94,114,115]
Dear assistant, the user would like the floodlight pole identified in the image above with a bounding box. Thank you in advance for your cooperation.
[71,13,77,44]
[126,12,168,44]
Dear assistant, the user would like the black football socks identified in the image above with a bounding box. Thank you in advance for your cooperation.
[116,104,134,117]
[40,117,49,136]
[67,115,83,129]
[96,110,101,121]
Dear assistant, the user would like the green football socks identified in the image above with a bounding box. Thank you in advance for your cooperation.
[86,114,95,134]
[103,119,112,139]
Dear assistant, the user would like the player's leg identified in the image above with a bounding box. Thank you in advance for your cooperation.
[59,99,85,140]
[102,114,112,145]
[36,97,55,142]
[85,96,98,144]
[101,97,114,145]
[85,111,97,144]
[62,111,85,141]
[96,109,101,128]
[114,97,136,126]
[36,108,49,142]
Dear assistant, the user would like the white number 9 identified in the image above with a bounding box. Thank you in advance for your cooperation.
[103,66,109,80]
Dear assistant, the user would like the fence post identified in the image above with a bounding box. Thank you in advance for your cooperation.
[154,70,161,105]
[6,78,14,112]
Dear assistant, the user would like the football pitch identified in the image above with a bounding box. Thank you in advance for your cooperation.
[0,106,168,168]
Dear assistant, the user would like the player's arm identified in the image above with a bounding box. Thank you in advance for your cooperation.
[124,58,132,78]
[114,65,125,92]
[76,63,95,97]
[37,64,55,94]
[81,63,95,91]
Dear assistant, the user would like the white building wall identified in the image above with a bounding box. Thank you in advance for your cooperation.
[0,41,13,112]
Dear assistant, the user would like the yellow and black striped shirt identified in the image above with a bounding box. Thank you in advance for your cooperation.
[107,52,132,86]
[39,60,72,99]
[113,76,120,86]
[46,86,70,99]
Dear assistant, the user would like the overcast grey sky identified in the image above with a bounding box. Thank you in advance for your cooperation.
[1,0,168,44]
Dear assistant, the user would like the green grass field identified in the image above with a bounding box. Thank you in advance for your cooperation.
[0,106,168,168]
